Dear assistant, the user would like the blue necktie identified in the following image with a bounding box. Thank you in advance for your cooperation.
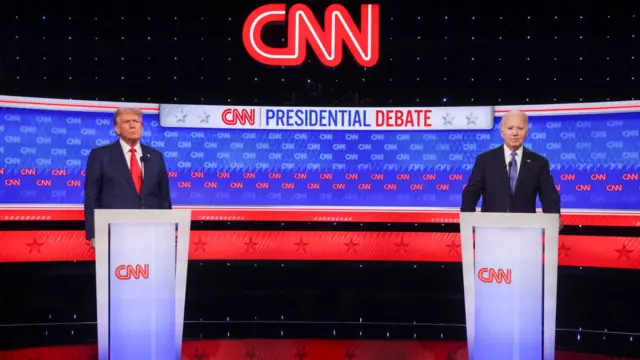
[509,152,518,195]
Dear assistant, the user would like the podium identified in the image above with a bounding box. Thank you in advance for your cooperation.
[94,209,192,360]
[459,212,560,360]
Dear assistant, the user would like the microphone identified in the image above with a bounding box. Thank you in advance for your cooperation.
[507,161,512,171]
[140,153,151,163]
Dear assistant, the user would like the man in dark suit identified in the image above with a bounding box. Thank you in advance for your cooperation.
[84,107,172,248]
[461,110,561,221]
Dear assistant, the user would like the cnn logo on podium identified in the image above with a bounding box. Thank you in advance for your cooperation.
[477,267,512,284]
[115,264,150,280]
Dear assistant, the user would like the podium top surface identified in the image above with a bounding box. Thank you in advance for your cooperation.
[459,212,559,228]
[94,209,192,223]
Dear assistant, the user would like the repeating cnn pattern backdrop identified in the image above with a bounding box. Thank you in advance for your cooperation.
[0,101,640,209]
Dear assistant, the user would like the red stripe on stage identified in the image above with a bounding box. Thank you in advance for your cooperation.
[0,208,639,226]
[0,339,629,359]
[0,230,638,269]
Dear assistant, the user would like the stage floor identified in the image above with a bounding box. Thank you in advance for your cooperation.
[0,261,638,359]
[0,337,638,359]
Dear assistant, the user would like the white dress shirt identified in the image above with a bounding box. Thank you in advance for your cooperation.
[119,138,144,178]
[503,144,523,175]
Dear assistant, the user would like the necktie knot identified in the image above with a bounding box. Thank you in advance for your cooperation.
[511,151,517,159]
[130,148,136,154]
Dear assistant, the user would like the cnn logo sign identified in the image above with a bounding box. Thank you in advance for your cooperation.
[477,267,512,284]
[115,264,150,280]
[242,3,380,67]
[221,108,256,126]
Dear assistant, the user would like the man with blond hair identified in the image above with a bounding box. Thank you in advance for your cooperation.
[461,110,561,217]
[84,107,172,248]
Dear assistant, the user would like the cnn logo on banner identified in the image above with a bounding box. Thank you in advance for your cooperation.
[477,267,512,284]
[242,3,380,67]
[115,264,150,280]
[222,108,256,126]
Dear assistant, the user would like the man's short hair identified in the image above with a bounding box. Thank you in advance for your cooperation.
[113,107,143,126]
[500,110,528,128]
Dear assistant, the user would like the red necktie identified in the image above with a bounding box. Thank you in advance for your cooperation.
[129,148,142,194]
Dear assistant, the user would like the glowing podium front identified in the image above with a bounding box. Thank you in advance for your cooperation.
[94,209,192,360]
[459,212,560,360]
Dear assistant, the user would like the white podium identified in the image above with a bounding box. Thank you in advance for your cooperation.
[94,209,192,360]
[459,212,560,360]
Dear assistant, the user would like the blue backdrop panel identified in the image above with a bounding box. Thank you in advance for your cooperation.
[1,106,639,210]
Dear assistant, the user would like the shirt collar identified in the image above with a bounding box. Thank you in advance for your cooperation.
[119,138,142,155]
[504,144,523,158]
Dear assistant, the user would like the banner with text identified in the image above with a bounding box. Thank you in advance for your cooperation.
[159,104,494,131]
[1,96,639,212]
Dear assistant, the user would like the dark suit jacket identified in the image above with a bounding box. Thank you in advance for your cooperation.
[83,141,172,240]
[461,145,560,214]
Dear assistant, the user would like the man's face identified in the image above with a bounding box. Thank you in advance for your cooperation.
[500,113,528,150]
[114,112,142,142]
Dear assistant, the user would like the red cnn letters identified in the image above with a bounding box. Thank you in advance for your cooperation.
[477,267,512,284]
[243,4,380,67]
[115,264,150,280]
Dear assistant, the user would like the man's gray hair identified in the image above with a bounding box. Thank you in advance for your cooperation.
[113,107,143,125]
[499,110,528,128]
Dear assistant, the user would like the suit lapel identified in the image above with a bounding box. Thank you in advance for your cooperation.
[110,141,138,195]
[140,145,154,194]
[492,147,512,197]
[514,147,531,196]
